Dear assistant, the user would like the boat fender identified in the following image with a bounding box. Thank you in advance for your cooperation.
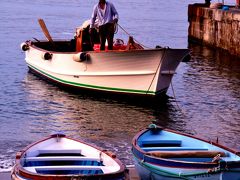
[73,52,89,62]
[42,52,53,60]
[155,45,162,49]
[20,43,29,51]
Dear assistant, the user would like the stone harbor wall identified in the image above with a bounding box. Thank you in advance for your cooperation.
[188,4,240,56]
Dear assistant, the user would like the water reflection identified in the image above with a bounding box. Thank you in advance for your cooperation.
[22,72,181,135]
[176,43,240,149]
[1,0,240,171]
[19,72,185,165]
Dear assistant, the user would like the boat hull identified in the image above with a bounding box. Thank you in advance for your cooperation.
[133,158,240,180]
[132,126,240,179]
[23,40,189,96]
[11,134,126,180]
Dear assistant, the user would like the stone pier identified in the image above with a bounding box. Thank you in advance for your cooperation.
[188,4,240,56]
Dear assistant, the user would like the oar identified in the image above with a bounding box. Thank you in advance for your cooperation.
[38,19,54,44]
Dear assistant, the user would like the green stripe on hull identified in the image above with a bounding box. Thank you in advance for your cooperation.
[27,63,158,95]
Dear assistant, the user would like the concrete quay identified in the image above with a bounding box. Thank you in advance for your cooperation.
[188,3,240,57]
[0,172,10,180]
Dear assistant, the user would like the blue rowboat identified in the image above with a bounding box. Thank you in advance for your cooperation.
[132,124,240,180]
[11,133,126,180]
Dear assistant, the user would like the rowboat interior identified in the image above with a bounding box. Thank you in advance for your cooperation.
[138,128,240,163]
[17,136,122,176]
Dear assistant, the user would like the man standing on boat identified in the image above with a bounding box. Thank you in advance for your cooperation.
[89,0,119,50]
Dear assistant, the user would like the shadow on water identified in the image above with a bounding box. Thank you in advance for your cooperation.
[24,70,180,123]
[24,69,192,132]
[27,66,176,106]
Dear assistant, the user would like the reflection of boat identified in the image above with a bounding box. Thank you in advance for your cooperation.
[11,133,126,180]
[20,20,190,97]
[132,124,240,179]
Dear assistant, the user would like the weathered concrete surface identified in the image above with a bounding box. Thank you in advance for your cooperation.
[0,172,10,180]
[188,4,240,56]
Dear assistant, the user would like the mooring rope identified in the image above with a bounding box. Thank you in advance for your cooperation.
[170,81,181,110]
[145,48,167,95]
[117,23,150,49]
[170,80,197,135]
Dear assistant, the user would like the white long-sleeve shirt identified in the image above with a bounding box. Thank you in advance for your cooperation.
[90,1,119,28]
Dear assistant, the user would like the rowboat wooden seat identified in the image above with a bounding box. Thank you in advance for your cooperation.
[146,150,227,158]
[142,147,209,151]
[24,156,100,162]
[23,156,103,167]
[36,149,82,156]
[140,140,182,147]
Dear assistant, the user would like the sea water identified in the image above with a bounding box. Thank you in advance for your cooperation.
[0,0,239,171]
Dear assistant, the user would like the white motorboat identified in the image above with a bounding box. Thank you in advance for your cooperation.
[20,19,190,97]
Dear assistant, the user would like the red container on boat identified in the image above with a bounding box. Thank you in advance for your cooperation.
[93,44,109,51]
[94,43,126,51]
[93,44,101,51]
[113,44,127,50]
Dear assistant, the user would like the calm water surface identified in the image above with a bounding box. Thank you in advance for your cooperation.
[0,0,239,171]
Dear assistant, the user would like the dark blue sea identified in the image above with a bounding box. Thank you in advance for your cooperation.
[0,0,239,172]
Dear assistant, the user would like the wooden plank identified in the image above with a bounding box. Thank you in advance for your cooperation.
[147,150,227,158]
[142,147,208,151]
[38,149,81,154]
[25,156,99,162]
[38,19,54,43]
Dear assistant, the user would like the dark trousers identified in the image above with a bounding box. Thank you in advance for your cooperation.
[99,23,115,50]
